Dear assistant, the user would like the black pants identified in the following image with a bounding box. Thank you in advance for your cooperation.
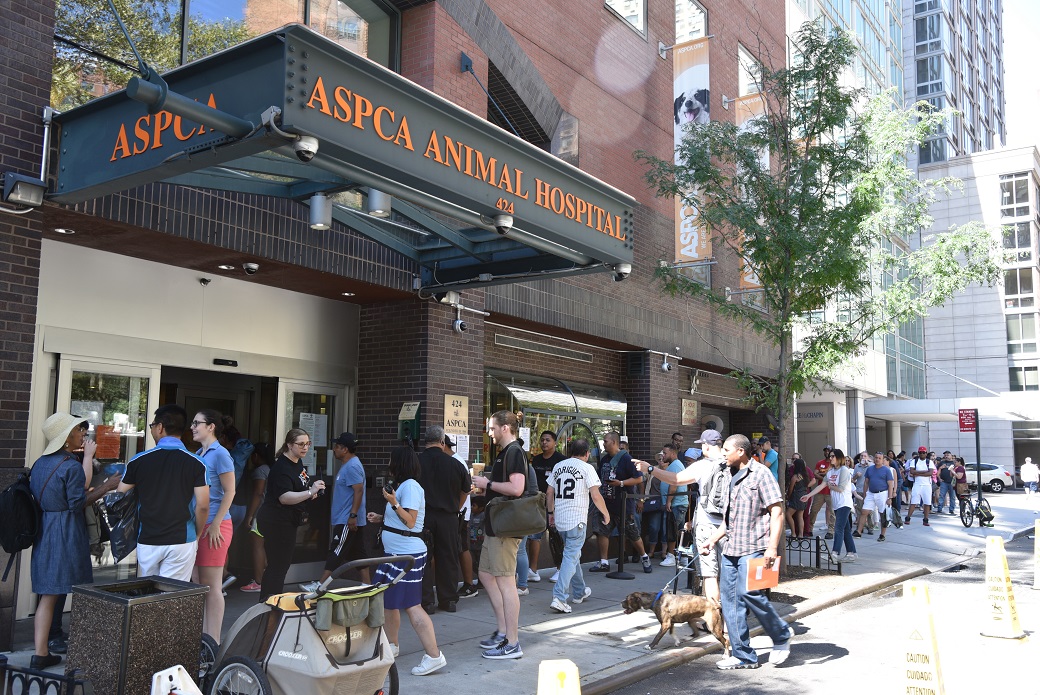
[258,513,298,601]
[421,510,462,606]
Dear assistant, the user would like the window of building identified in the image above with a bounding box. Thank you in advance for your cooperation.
[738,45,762,97]
[605,0,646,36]
[915,12,948,54]
[919,137,947,164]
[1000,172,1030,218]
[1004,268,1036,309]
[1003,222,1033,263]
[676,0,706,43]
[1007,313,1038,354]
[52,0,398,110]
[1009,366,1040,391]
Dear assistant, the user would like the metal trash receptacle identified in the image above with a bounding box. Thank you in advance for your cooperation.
[68,576,207,695]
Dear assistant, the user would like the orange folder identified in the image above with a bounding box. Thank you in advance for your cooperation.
[746,557,781,591]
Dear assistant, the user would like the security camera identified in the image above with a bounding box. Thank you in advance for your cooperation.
[293,136,319,162]
[612,262,632,282]
[493,214,513,235]
[661,361,673,372]
[199,278,211,287]
[452,319,469,334]
[243,262,259,275]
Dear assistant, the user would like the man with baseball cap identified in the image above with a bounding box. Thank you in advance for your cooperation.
[756,436,779,480]
[807,446,836,540]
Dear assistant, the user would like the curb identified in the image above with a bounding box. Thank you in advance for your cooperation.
[581,558,969,695]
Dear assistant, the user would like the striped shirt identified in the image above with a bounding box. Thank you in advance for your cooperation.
[548,457,602,532]
[721,459,783,557]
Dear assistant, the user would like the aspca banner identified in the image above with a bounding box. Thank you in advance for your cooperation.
[673,38,711,278]
[736,92,767,310]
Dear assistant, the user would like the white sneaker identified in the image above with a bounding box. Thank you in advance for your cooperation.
[411,652,447,676]
[550,597,572,613]
[299,581,321,593]
[770,635,792,665]
[841,553,857,563]
[660,554,676,567]
[528,569,542,582]
[549,570,560,583]
[517,586,530,596]
[390,643,400,657]
[571,587,592,604]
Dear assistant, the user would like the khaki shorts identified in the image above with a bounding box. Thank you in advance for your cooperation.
[693,519,721,578]
[478,535,522,577]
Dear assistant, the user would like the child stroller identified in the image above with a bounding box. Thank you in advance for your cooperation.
[200,556,413,695]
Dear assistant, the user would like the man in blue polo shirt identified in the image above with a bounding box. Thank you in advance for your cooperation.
[118,404,208,581]
[757,436,779,480]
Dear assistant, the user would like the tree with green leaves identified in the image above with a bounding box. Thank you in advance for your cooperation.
[637,21,1003,474]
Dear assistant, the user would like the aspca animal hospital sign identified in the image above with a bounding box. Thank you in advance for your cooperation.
[53,24,634,267]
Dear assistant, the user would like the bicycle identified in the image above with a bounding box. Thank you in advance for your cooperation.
[958,493,994,528]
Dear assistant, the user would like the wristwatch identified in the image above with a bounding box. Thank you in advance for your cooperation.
[349,513,358,518]
[391,504,399,511]
[647,465,655,475]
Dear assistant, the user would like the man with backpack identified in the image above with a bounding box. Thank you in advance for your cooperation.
[633,428,729,603]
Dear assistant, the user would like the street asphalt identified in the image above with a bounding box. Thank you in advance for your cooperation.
[6,489,1039,694]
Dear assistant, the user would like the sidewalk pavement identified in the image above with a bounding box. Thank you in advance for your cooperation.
[6,491,1039,693]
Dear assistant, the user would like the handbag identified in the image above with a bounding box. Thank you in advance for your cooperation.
[955,482,969,496]
[99,488,140,563]
[486,454,547,538]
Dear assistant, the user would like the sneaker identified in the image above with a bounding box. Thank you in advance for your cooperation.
[422,604,437,615]
[459,584,480,599]
[770,635,792,665]
[589,562,611,573]
[438,601,457,613]
[949,510,956,516]
[641,555,653,573]
[877,535,886,542]
[528,569,542,582]
[299,581,321,593]
[660,554,676,567]
[249,520,263,537]
[411,652,447,676]
[482,641,523,660]
[550,597,572,613]
[716,656,759,670]
[571,587,592,604]
[479,631,507,650]
[866,528,874,535]
[240,581,262,593]
[517,587,530,596]
[852,531,862,538]
[823,533,834,540]
[221,575,237,591]
[550,570,560,583]
[390,643,400,657]
[841,553,857,562]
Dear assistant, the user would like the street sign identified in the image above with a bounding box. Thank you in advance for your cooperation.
[958,408,977,432]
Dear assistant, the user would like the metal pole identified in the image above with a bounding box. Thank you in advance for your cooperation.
[125,79,255,138]
[975,408,982,508]
[606,487,634,580]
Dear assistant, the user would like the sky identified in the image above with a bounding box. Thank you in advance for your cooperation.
[1001,0,1039,148]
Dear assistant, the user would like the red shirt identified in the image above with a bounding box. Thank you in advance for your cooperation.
[814,459,830,485]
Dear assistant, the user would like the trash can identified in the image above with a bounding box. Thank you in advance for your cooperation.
[68,576,208,695]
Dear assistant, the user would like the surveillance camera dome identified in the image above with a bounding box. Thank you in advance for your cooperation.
[493,214,513,235]
[293,136,319,162]
[661,361,673,372]
[612,262,632,282]
[243,262,259,275]
[452,319,469,334]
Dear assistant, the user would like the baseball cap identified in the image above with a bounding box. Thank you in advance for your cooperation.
[683,447,702,460]
[331,432,358,449]
[443,434,456,449]
[757,436,771,445]
[917,446,928,453]
[823,444,833,450]
[694,429,723,445]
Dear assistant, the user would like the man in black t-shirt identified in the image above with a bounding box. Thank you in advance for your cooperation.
[419,424,472,613]
[528,430,565,581]
[471,411,528,660]
[589,432,651,573]
[118,404,208,582]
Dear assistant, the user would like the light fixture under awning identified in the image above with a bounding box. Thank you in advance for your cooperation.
[487,369,627,421]
[50,24,636,292]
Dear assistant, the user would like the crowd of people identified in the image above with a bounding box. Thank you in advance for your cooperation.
[28,401,1021,675]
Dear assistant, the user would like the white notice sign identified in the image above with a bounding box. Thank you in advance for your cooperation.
[454,434,470,462]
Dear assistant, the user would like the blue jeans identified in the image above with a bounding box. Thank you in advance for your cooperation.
[833,506,856,555]
[643,510,667,547]
[719,552,792,664]
[552,524,588,603]
[516,535,530,587]
[937,482,955,512]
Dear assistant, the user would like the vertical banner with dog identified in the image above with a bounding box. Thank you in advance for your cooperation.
[673,38,711,285]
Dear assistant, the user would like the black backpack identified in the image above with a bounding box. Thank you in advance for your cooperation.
[700,459,731,516]
[0,463,62,581]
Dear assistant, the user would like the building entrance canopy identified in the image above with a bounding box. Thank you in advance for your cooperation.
[864,393,1040,423]
[51,24,635,291]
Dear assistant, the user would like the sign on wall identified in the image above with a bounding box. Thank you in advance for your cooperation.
[444,394,469,434]
[673,38,712,283]
[681,398,699,426]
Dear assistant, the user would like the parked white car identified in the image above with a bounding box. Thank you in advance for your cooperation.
[962,462,1016,493]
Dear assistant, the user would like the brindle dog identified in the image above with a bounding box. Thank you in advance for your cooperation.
[621,591,729,652]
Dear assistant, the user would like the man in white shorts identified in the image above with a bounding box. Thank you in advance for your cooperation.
[904,446,936,526]
[855,453,895,541]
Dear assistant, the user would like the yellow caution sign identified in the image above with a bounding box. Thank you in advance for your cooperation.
[903,582,945,695]
[537,659,581,695]
[981,535,1026,639]
[1033,521,1039,591]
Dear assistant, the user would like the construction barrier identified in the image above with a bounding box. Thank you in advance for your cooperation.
[980,536,1026,639]
[903,581,945,695]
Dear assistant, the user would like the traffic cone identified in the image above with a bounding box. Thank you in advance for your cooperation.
[537,659,581,695]
[903,581,945,695]
[981,536,1026,639]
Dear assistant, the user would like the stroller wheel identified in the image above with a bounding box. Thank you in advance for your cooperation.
[210,655,272,695]
[199,633,219,689]
[377,662,399,695]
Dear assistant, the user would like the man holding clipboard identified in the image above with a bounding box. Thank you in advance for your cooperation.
[691,434,791,669]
